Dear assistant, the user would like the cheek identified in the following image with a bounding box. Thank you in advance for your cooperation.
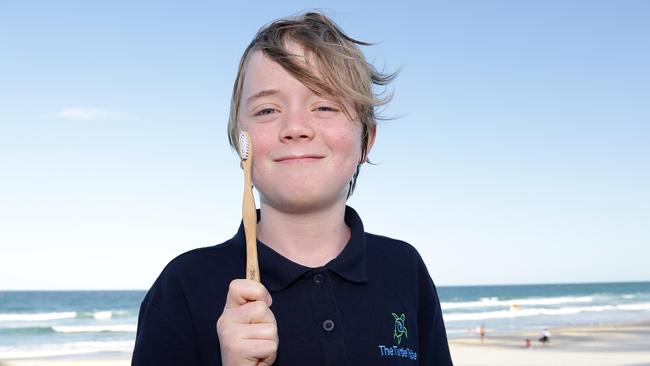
[328,127,364,164]
[239,121,272,160]
[249,131,281,192]
[249,133,273,160]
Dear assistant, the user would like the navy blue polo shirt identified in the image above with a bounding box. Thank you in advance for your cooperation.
[132,206,452,365]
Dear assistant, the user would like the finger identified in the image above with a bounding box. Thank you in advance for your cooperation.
[226,300,277,325]
[239,339,277,363]
[224,279,272,308]
[221,322,278,342]
[221,338,277,363]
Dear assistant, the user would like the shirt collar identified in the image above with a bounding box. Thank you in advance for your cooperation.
[232,205,368,293]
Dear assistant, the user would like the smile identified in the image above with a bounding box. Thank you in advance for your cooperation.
[274,155,325,163]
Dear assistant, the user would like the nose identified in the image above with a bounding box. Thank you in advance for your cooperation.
[279,108,314,143]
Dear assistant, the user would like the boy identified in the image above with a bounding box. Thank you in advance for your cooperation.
[132,12,452,365]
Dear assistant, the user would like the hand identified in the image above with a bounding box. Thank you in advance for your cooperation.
[217,279,278,366]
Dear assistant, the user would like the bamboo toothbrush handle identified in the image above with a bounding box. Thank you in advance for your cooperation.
[242,159,260,282]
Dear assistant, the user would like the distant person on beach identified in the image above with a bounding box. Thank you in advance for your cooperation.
[131,11,452,366]
[479,323,486,343]
[539,328,551,344]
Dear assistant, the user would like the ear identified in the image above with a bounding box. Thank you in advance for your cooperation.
[361,125,376,164]
[367,125,376,151]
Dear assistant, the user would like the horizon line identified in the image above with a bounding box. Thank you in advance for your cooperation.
[2,279,649,292]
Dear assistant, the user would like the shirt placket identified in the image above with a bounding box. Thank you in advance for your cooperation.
[309,269,348,365]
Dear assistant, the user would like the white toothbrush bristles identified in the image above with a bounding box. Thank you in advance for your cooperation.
[239,131,250,160]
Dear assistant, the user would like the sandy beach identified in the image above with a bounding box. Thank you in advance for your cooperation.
[450,322,650,366]
[0,352,131,366]
[1,322,649,366]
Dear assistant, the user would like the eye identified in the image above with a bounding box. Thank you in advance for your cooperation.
[254,108,277,116]
[314,105,339,112]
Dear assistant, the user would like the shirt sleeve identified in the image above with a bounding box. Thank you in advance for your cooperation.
[132,269,203,366]
[417,255,454,365]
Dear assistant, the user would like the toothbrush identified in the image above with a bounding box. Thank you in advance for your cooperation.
[239,131,260,282]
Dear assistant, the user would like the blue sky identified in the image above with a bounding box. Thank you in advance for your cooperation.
[1,1,648,290]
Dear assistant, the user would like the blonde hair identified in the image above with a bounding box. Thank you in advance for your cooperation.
[228,11,396,195]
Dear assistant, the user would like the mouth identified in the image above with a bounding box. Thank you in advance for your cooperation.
[273,154,325,163]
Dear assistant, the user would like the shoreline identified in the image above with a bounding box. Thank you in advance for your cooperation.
[2,322,650,366]
[450,321,650,365]
[0,352,132,366]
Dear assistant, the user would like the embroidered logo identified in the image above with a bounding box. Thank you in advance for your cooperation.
[378,313,417,360]
[392,313,408,344]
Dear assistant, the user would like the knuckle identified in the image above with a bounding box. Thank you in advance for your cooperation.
[218,323,232,340]
[222,340,237,355]
[265,339,278,356]
[216,309,233,330]
[228,279,240,292]
[268,309,277,323]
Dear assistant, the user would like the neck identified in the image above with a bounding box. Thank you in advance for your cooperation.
[257,202,350,268]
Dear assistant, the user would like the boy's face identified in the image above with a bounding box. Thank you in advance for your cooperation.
[238,42,371,213]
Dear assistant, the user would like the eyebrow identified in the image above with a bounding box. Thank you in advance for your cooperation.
[245,89,279,105]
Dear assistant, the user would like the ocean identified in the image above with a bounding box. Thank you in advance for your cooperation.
[437,281,650,338]
[1,282,649,359]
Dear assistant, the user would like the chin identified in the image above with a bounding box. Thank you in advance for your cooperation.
[261,190,347,214]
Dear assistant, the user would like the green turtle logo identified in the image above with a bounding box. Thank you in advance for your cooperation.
[392,313,408,344]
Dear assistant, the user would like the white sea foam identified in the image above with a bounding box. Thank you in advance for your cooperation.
[0,312,77,322]
[479,297,499,302]
[52,324,137,333]
[617,302,650,311]
[444,302,650,322]
[0,340,134,359]
[78,310,132,319]
[93,311,113,320]
[441,296,593,310]
[623,294,637,299]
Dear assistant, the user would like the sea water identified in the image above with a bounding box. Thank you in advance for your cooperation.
[438,281,650,338]
[1,282,649,359]
[0,291,142,359]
